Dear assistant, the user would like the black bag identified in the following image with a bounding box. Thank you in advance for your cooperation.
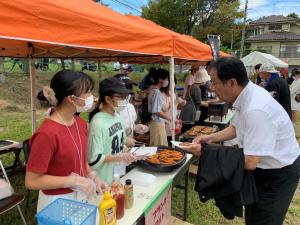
[140,97,152,124]
[295,94,300,103]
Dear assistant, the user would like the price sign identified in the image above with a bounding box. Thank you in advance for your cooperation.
[145,183,172,225]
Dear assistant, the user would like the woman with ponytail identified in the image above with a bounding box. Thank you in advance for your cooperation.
[25,70,107,212]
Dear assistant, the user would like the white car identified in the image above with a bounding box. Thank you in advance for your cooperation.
[113,62,120,71]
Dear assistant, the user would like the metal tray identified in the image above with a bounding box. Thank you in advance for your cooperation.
[137,146,186,172]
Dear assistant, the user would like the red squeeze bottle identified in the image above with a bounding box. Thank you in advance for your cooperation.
[111,174,125,219]
[114,192,125,219]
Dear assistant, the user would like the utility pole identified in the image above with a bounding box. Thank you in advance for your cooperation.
[240,0,248,59]
[231,29,234,51]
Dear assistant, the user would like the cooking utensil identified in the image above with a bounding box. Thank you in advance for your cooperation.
[137,146,186,172]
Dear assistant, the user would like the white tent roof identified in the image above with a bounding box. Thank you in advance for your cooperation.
[241,51,288,68]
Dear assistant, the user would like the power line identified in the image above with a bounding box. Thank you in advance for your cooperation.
[248,8,267,18]
[109,0,142,14]
[121,0,141,9]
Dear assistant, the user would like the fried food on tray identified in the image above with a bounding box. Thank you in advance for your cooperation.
[201,127,216,134]
[146,149,183,165]
[186,126,217,136]
[191,126,204,132]
[187,130,198,136]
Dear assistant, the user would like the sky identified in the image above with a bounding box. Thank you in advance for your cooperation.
[241,0,300,20]
[100,0,300,21]
[101,0,146,15]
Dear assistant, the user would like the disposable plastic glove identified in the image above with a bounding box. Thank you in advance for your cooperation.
[87,171,109,194]
[65,173,96,198]
[134,124,149,134]
[125,137,136,148]
[114,152,137,164]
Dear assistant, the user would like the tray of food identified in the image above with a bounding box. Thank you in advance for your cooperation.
[183,126,217,138]
[137,146,186,172]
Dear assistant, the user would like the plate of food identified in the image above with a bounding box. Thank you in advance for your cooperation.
[171,141,193,148]
[184,126,217,138]
[191,126,205,133]
[200,127,217,135]
[187,130,199,136]
[137,146,186,172]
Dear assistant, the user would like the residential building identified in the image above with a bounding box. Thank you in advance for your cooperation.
[246,15,300,71]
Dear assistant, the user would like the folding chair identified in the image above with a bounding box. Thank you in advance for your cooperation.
[0,160,27,225]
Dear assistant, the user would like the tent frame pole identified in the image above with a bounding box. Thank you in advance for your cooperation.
[29,57,36,134]
[98,61,102,81]
[169,57,175,142]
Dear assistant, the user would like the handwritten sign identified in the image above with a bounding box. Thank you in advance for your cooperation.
[145,184,172,225]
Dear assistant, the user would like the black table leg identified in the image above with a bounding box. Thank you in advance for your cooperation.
[12,148,21,168]
[173,158,192,221]
[3,148,24,176]
[183,171,188,221]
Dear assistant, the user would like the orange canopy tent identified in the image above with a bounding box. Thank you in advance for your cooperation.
[125,15,213,65]
[0,0,214,64]
[0,0,221,138]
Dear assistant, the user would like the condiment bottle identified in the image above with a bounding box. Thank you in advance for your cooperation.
[124,179,134,209]
[111,174,125,219]
[99,191,117,225]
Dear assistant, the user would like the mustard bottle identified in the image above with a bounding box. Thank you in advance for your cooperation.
[99,191,117,225]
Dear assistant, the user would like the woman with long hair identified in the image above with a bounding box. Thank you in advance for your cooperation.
[148,69,170,146]
[161,76,186,146]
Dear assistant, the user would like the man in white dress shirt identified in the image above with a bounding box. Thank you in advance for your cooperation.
[182,57,300,225]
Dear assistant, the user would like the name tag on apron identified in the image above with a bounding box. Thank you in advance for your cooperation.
[113,164,126,176]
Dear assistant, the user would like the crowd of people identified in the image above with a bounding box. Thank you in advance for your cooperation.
[251,63,300,124]
[25,58,300,225]
[182,57,300,225]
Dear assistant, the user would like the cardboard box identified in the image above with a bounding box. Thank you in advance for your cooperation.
[0,179,13,200]
[167,216,194,225]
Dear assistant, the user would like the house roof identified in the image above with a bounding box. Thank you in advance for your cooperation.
[249,15,297,25]
[246,31,300,42]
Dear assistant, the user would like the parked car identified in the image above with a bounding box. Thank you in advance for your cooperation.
[81,62,97,72]
[113,62,121,71]
[131,65,144,72]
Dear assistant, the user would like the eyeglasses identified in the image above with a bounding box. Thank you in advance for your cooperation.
[210,80,219,86]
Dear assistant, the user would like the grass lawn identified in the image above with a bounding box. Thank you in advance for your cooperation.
[0,63,299,225]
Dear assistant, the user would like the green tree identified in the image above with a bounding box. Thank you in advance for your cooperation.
[193,0,243,48]
[142,0,199,35]
[288,13,300,21]
[142,0,243,49]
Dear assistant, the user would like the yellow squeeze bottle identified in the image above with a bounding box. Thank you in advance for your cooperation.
[99,191,117,225]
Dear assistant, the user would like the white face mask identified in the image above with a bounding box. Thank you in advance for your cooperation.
[74,95,94,112]
[162,80,169,87]
[115,99,127,112]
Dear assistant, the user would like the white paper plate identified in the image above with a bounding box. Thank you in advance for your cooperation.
[130,146,157,157]
[170,141,183,147]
